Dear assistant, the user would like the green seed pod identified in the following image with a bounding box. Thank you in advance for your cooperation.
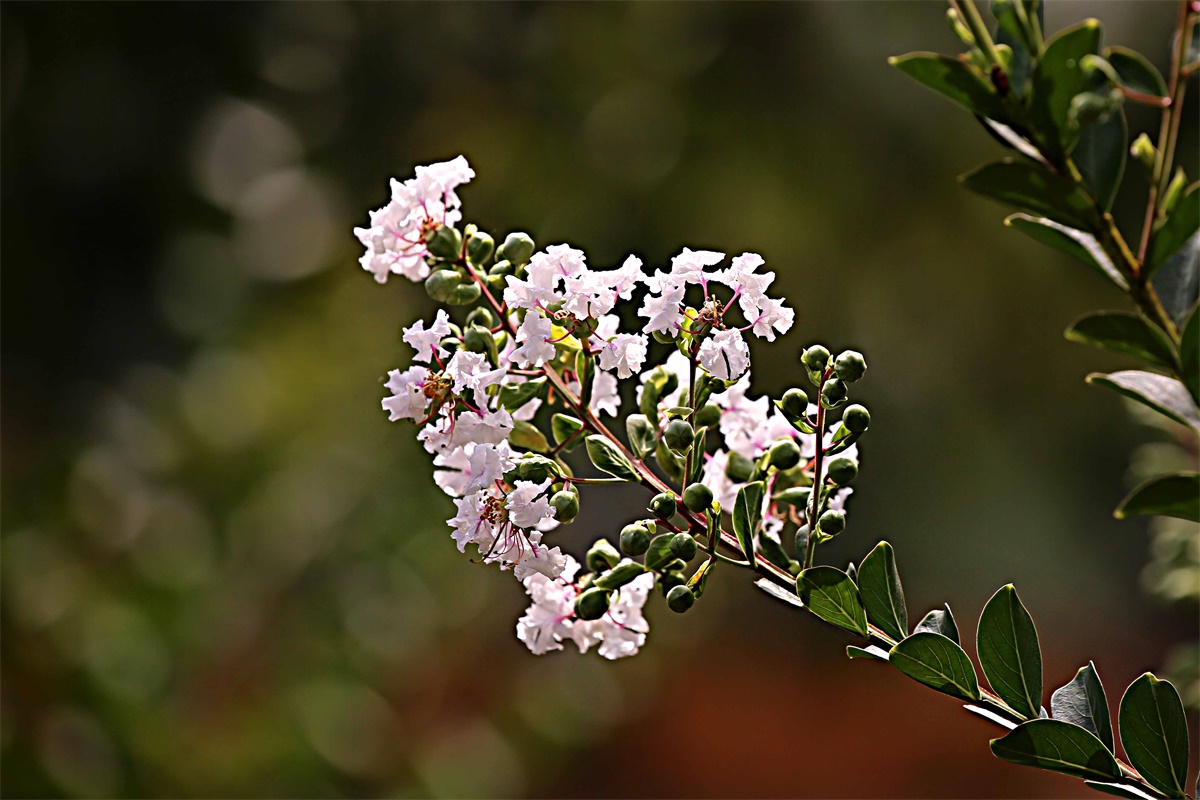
[725,452,755,483]
[664,419,695,452]
[447,282,482,306]
[659,570,687,596]
[649,492,677,519]
[779,388,808,422]
[485,274,506,293]
[842,404,871,434]
[488,259,515,277]
[495,232,535,266]
[694,403,721,429]
[666,585,696,613]
[833,350,867,382]
[802,345,830,372]
[586,539,621,573]
[817,509,846,535]
[768,438,802,471]
[681,482,714,513]
[463,324,493,354]
[620,524,651,556]
[424,269,463,303]
[551,490,580,523]
[820,377,848,408]
[425,225,463,261]
[505,455,559,485]
[826,457,858,486]
[1131,133,1157,175]
[593,561,645,590]
[1163,167,1187,215]
[669,533,698,561]
[465,307,495,328]
[466,230,495,266]
[574,587,610,621]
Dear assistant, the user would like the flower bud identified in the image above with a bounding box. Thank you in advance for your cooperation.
[574,587,610,621]
[466,230,494,266]
[842,404,870,433]
[465,307,495,328]
[669,532,698,561]
[424,269,463,303]
[802,345,830,372]
[694,403,721,429]
[495,232,535,266]
[620,523,651,556]
[779,388,808,422]
[773,486,810,507]
[725,452,755,483]
[488,259,515,277]
[833,350,867,382]
[666,585,696,613]
[664,419,695,452]
[649,492,677,519]
[826,457,858,486]
[425,225,463,261]
[1069,90,1120,128]
[820,377,848,408]
[1131,133,1157,174]
[651,329,676,344]
[506,455,559,484]
[551,490,580,523]
[594,561,645,590]
[447,282,482,306]
[659,570,686,596]
[463,324,493,354]
[817,509,846,535]
[586,539,621,573]
[768,438,802,471]
[681,482,714,513]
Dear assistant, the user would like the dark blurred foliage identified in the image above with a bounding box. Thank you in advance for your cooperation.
[1,2,1196,797]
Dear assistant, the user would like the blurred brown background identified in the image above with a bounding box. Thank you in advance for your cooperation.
[1,2,1197,797]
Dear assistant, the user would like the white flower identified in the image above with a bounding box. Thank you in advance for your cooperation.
[701,450,741,511]
[510,313,556,367]
[527,244,587,289]
[451,408,513,449]
[611,255,646,299]
[718,252,774,299]
[512,537,567,582]
[381,366,431,421]
[592,571,654,660]
[516,556,581,655]
[445,350,506,408]
[745,295,794,342]
[503,275,557,311]
[698,328,751,380]
[567,372,622,417]
[448,489,496,553]
[669,247,726,285]
[506,479,554,529]
[402,310,453,363]
[639,281,686,335]
[597,333,648,379]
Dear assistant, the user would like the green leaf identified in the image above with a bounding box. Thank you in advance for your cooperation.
[1118,674,1190,798]
[1181,304,1199,405]
[625,414,656,459]
[1104,47,1168,98]
[509,420,550,453]
[644,533,675,572]
[498,377,546,412]
[914,603,960,644]
[1083,781,1165,800]
[797,566,868,637]
[847,644,890,661]
[889,632,981,701]
[1064,311,1178,370]
[1005,214,1127,289]
[551,414,584,450]
[584,435,640,482]
[1029,20,1103,161]
[978,584,1043,720]
[961,161,1100,230]
[654,440,684,483]
[1074,109,1127,212]
[1114,473,1200,523]
[593,561,645,590]
[732,482,763,568]
[754,577,804,608]
[1050,662,1114,752]
[1148,185,1200,274]
[888,52,1008,120]
[858,541,907,642]
[758,528,793,571]
[990,719,1122,781]
[1151,232,1199,327]
[1086,370,1200,432]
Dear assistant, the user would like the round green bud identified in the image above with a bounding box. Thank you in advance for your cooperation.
[833,350,867,382]
[586,539,620,573]
[817,509,846,535]
[1131,133,1157,174]
[664,419,695,452]
[669,532,698,561]
[725,452,755,483]
[826,457,858,486]
[447,282,482,306]
[779,388,808,421]
[466,231,495,266]
[551,490,580,523]
[659,570,686,596]
[425,225,463,261]
[619,524,651,556]
[649,492,677,519]
[768,438,802,471]
[465,307,495,329]
[463,324,493,354]
[694,403,721,429]
[424,269,463,302]
[484,274,506,293]
[666,585,696,613]
[488,259,514,277]
[820,377,848,408]
[681,482,714,513]
[802,345,830,372]
[506,455,558,485]
[651,329,676,344]
[574,588,610,621]
[495,232,535,266]
[842,404,870,434]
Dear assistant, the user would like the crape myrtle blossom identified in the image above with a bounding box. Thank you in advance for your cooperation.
[449,481,566,581]
[698,328,751,381]
[402,310,453,364]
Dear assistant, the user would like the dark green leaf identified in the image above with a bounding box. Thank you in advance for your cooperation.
[1074,110,1127,212]
[1181,305,1199,405]
[1064,311,1178,370]
[551,414,584,450]
[961,161,1100,229]
[688,426,707,484]
[625,414,656,459]
[1118,673,1190,798]
[1086,370,1200,432]
[1115,473,1200,523]
[858,541,908,642]
[584,435,640,482]
[754,577,804,608]
[978,584,1043,720]
[644,533,675,572]
[1005,213,1127,289]
[992,0,1036,95]
[1151,232,1199,326]
[509,420,550,453]
[797,567,868,637]
[990,719,1122,781]
[1050,662,1114,751]
[498,377,546,412]
[758,528,793,571]
[732,482,763,568]
[889,632,980,701]
[1029,20,1103,161]
[847,644,890,661]
[887,52,1008,120]
[914,603,960,644]
[1105,47,1168,98]
[654,440,684,483]
[1148,185,1199,274]
[1084,780,1165,800]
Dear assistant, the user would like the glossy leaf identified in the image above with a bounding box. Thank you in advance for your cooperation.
[1086,370,1200,432]
[1083,781,1165,800]
[847,644,890,661]
[1005,214,1126,289]
[1119,674,1190,798]
[498,377,546,412]
[754,577,804,608]
[732,482,764,568]
[509,420,550,453]
[858,541,907,642]
[1148,185,1200,274]
[1064,311,1177,370]
[653,440,684,483]
[889,632,980,701]
[1114,473,1200,523]
[888,52,1007,120]
[1029,20,1103,161]
[914,604,960,644]
[584,435,639,482]
[1181,304,1199,405]
[990,719,1122,781]
[625,414,656,459]
[1105,46,1168,98]
[991,0,1036,95]
[978,585,1043,720]
[797,567,868,637]
[1074,110,1127,212]
[551,414,584,450]
[961,161,1100,230]
[644,533,676,572]
[1151,232,1199,327]
[1050,662,1114,751]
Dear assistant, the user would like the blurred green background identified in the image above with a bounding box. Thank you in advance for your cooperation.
[2,2,1197,797]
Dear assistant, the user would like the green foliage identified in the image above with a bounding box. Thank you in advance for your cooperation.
[888,632,980,701]
[625,414,656,459]
[1104,46,1168,98]
[858,541,907,642]
[1148,185,1199,275]
[1086,370,1200,432]
[1118,674,1190,798]
[1064,311,1178,370]
[1004,214,1126,288]
[977,585,1042,720]
[990,719,1122,782]
[1114,473,1200,522]
[797,567,868,637]
[1181,305,1200,404]
[552,414,585,450]
[886,52,1008,119]
[960,161,1100,229]
[585,435,639,481]
[732,482,764,567]
[1028,20,1102,161]
[914,604,961,644]
[1074,111,1127,212]
[1050,662,1114,751]
[510,419,551,452]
